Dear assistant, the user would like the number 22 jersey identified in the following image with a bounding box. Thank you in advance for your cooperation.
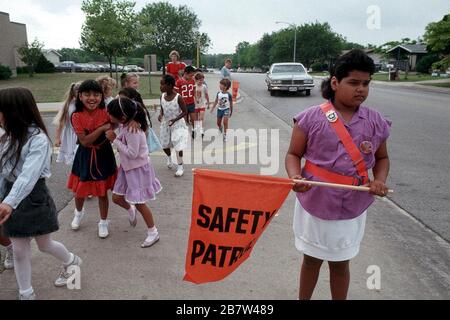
[175,78,195,105]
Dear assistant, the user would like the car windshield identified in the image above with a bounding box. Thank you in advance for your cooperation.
[272,65,305,74]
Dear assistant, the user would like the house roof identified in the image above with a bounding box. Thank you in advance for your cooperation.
[42,49,62,57]
[387,44,428,54]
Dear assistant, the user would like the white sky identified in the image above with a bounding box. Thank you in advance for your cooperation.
[1,0,449,54]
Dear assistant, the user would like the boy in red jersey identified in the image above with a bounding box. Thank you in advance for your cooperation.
[175,65,197,138]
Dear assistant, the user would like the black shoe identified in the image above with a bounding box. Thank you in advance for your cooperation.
[191,131,195,139]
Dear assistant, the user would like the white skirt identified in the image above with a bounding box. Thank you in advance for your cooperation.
[293,199,367,262]
[56,125,78,165]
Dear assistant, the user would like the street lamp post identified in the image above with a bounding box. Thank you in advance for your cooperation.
[276,21,297,62]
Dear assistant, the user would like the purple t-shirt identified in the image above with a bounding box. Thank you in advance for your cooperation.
[294,104,391,220]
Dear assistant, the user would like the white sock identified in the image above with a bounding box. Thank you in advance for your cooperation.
[19,287,34,297]
[148,226,158,235]
[100,219,108,224]
[64,253,75,266]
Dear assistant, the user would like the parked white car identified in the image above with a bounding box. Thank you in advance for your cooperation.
[265,62,315,96]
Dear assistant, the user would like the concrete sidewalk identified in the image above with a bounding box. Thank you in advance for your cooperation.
[1,75,449,300]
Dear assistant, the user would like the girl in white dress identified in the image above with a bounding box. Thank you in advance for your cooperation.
[53,82,81,165]
[158,75,188,177]
[194,72,210,139]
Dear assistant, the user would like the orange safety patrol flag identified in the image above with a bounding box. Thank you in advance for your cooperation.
[232,81,240,103]
[184,169,293,284]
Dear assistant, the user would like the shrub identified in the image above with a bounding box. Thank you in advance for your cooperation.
[0,64,12,80]
[416,54,440,74]
[311,62,328,72]
[16,67,28,74]
[35,54,55,73]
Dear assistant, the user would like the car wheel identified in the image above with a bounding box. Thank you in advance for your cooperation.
[270,90,276,96]
[305,90,311,96]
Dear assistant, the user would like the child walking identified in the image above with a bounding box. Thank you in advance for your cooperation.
[175,65,196,139]
[158,75,188,177]
[0,88,82,300]
[0,231,13,269]
[96,75,117,106]
[285,49,391,300]
[106,97,162,248]
[54,82,81,165]
[210,79,233,142]
[67,80,117,238]
[194,72,210,139]
[121,72,140,90]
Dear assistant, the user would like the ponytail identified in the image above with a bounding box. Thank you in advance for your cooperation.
[321,77,335,100]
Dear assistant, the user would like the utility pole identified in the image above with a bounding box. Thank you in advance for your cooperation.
[197,38,201,68]
[276,21,297,62]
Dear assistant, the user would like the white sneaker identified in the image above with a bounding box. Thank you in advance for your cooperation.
[98,220,109,239]
[141,232,160,248]
[19,290,36,300]
[4,245,14,270]
[128,205,137,228]
[54,254,83,287]
[71,209,85,230]
[223,134,228,142]
[175,165,184,177]
[167,158,175,169]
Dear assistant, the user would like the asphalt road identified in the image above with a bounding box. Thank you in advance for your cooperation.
[232,73,450,242]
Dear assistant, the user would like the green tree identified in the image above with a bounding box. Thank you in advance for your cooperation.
[58,48,107,63]
[343,41,365,50]
[269,22,344,68]
[424,14,450,70]
[80,0,141,77]
[35,54,55,73]
[257,33,273,68]
[18,39,44,77]
[139,2,211,72]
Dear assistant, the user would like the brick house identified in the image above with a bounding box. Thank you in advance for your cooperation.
[0,12,28,77]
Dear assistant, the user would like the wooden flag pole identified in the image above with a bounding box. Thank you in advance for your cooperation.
[192,169,393,194]
[292,179,394,194]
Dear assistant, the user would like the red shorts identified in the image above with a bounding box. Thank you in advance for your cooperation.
[195,107,206,113]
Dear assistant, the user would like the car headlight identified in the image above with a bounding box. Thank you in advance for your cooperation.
[304,79,314,84]
[272,80,282,84]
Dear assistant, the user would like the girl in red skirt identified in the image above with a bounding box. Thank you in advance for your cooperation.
[67,80,117,239]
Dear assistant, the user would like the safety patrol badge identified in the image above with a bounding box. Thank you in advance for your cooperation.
[360,141,373,154]
[326,110,338,123]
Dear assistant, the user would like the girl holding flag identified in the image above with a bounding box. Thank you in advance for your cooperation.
[285,49,391,300]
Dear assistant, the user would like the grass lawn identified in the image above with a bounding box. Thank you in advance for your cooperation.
[420,82,450,88]
[371,73,436,82]
[0,73,162,103]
